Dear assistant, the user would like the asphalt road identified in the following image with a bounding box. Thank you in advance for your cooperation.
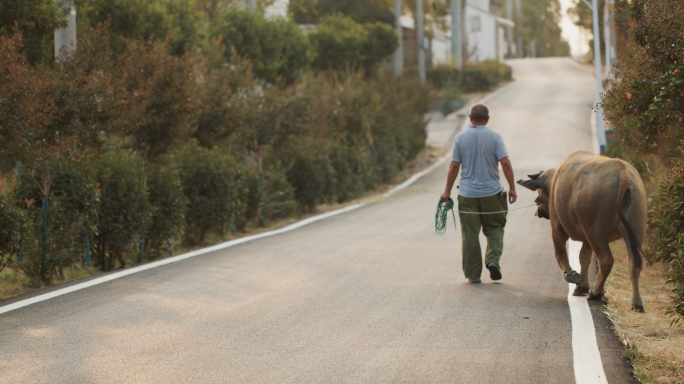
[0,58,636,383]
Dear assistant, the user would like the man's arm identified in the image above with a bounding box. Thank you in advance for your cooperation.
[499,157,517,204]
[440,161,461,202]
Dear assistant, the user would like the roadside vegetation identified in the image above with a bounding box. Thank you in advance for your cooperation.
[605,243,684,383]
[598,0,684,380]
[0,0,512,298]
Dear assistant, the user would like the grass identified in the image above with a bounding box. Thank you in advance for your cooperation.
[0,264,99,300]
[604,241,684,383]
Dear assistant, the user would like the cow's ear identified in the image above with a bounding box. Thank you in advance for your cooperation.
[517,178,541,191]
[527,171,543,180]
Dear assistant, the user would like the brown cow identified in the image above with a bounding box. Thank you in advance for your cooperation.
[517,151,647,312]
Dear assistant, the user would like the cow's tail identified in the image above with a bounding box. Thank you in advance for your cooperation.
[617,166,644,269]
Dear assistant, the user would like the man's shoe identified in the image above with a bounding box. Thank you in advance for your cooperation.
[468,278,482,283]
[487,263,502,281]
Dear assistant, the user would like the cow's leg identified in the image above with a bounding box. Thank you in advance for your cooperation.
[620,222,644,312]
[587,241,613,301]
[552,225,579,284]
[628,255,644,312]
[572,242,593,296]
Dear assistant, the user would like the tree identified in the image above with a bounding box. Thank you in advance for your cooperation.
[0,28,114,283]
[491,0,570,57]
[176,140,236,245]
[116,36,199,185]
[601,0,684,174]
[309,14,398,75]
[92,147,150,271]
[209,7,313,85]
[77,0,204,55]
[289,0,395,25]
[0,0,65,65]
[233,82,313,180]
[193,38,255,149]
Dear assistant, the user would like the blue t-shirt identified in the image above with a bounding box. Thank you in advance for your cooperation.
[451,125,509,198]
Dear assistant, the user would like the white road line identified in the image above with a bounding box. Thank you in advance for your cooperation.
[568,240,609,384]
[0,204,364,315]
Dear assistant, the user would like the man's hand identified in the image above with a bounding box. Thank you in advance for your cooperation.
[499,157,517,204]
[440,191,451,202]
[508,189,517,204]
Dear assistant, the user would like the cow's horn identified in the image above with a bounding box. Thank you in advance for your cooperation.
[527,171,543,180]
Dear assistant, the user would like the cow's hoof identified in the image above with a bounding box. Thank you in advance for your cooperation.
[587,291,604,301]
[631,305,645,313]
[564,271,581,284]
[572,286,589,296]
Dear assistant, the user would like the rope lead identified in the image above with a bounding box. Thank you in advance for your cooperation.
[435,198,539,235]
[435,198,457,235]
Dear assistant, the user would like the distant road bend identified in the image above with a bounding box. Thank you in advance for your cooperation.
[0,58,636,384]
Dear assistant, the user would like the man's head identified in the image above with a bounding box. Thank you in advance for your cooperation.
[469,103,490,126]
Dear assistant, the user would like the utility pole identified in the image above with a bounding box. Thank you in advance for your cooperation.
[394,0,403,76]
[417,0,425,87]
[506,0,513,57]
[530,40,536,58]
[604,0,616,82]
[515,0,522,56]
[580,0,607,152]
[54,0,76,61]
[451,0,462,69]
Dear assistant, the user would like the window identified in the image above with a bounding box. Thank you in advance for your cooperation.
[470,16,481,32]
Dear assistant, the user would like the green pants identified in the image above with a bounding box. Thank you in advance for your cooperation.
[457,193,508,279]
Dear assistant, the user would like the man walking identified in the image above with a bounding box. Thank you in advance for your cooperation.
[440,104,517,283]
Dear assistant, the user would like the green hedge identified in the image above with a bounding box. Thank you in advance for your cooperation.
[177,141,237,246]
[0,194,24,274]
[92,149,151,271]
[649,157,684,324]
[0,9,431,287]
[13,159,98,284]
[426,61,512,93]
[144,161,187,260]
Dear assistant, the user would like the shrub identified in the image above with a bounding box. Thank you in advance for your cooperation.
[427,61,512,93]
[209,7,313,85]
[426,66,461,89]
[13,159,98,283]
[309,14,398,76]
[261,171,298,224]
[79,0,203,55]
[285,143,332,211]
[328,144,372,203]
[233,165,262,231]
[601,0,684,175]
[177,140,236,245]
[369,74,429,181]
[193,41,254,149]
[461,61,511,92]
[0,0,65,65]
[290,0,395,25]
[0,194,24,274]
[92,148,151,271]
[649,156,684,325]
[144,161,186,260]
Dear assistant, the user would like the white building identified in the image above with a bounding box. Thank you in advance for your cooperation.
[464,0,513,63]
[427,0,514,65]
